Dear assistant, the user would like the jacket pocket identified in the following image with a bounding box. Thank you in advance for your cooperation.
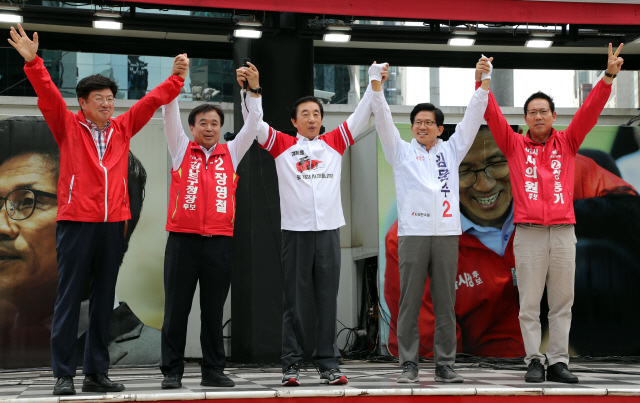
[68,175,75,203]
[123,177,128,206]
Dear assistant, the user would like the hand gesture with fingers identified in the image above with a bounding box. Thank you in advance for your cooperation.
[171,53,189,80]
[381,63,389,84]
[607,43,624,76]
[475,55,493,82]
[7,24,38,62]
[236,62,260,90]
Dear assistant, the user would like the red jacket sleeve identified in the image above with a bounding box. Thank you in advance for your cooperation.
[259,127,297,158]
[564,80,612,155]
[116,74,184,138]
[476,81,518,157]
[320,122,353,155]
[23,55,74,145]
[574,153,635,199]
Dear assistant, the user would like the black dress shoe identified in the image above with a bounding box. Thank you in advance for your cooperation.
[82,373,125,393]
[53,376,75,395]
[201,368,235,387]
[525,359,545,383]
[547,362,579,383]
[162,373,183,389]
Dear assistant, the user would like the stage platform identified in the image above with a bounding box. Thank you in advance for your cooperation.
[2,360,640,402]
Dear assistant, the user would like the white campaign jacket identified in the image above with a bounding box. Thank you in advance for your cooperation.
[372,88,488,237]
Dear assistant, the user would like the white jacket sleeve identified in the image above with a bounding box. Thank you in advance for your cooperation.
[240,89,270,146]
[447,87,489,165]
[229,94,263,171]
[346,83,373,141]
[371,90,404,167]
[162,96,190,171]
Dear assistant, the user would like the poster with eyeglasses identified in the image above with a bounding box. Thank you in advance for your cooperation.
[378,122,640,360]
[0,115,168,369]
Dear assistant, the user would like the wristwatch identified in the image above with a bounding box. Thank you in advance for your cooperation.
[604,72,617,79]
[249,87,262,94]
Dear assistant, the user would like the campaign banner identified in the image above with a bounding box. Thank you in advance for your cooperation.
[378,122,640,359]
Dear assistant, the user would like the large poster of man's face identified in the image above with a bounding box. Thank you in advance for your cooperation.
[379,123,640,359]
[0,116,161,369]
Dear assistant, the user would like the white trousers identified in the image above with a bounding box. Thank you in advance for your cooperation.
[513,223,576,366]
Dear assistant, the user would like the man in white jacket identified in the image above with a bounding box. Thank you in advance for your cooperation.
[370,62,490,383]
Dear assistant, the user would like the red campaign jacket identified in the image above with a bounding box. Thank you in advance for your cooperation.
[166,142,238,236]
[478,79,612,225]
[23,55,184,222]
[383,154,633,358]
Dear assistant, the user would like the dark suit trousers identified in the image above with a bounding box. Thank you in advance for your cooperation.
[281,229,341,372]
[161,232,233,375]
[51,221,125,377]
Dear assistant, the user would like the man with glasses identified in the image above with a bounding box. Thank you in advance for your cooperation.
[8,25,186,395]
[370,62,489,383]
[476,44,624,384]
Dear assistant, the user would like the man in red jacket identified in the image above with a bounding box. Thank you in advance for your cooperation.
[8,24,185,395]
[476,44,624,384]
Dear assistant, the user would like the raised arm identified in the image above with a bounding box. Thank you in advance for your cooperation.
[564,43,622,154]
[117,54,186,137]
[237,62,269,146]
[447,77,489,165]
[10,25,70,142]
[475,56,517,156]
[162,97,190,171]
[346,81,374,141]
[370,63,404,166]
[229,62,263,170]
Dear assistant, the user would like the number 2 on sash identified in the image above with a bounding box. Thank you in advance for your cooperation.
[215,157,224,170]
[442,200,452,217]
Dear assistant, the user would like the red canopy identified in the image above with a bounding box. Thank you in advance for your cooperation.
[125,0,640,25]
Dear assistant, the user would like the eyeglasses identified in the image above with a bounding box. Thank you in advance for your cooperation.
[413,120,437,128]
[0,189,57,221]
[526,108,550,117]
[459,161,510,188]
[90,96,115,104]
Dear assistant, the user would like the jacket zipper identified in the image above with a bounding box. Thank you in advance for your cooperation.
[68,175,75,203]
[202,151,208,235]
[80,122,112,222]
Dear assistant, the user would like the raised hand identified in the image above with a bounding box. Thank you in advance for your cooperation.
[369,61,388,82]
[7,24,38,62]
[236,62,260,91]
[475,55,493,82]
[171,53,189,80]
[607,43,624,75]
[381,63,389,84]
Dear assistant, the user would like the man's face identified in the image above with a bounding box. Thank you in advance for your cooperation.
[0,154,58,310]
[411,110,444,148]
[78,88,115,125]
[292,101,323,140]
[190,109,221,150]
[524,98,557,141]
[458,130,512,229]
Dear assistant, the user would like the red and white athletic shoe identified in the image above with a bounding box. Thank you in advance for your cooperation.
[281,362,301,386]
[319,368,348,385]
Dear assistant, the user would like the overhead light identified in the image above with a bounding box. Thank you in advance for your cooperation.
[93,20,122,30]
[525,40,553,48]
[323,23,351,43]
[0,4,22,23]
[0,13,21,23]
[233,20,262,39]
[93,8,122,30]
[448,38,475,46]
[452,28,477,35]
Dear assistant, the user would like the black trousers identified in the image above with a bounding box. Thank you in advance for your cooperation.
[281,229,341,372]
[161,232,234,375]
[51,221,125,377]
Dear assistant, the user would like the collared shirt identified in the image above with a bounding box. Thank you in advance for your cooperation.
[85,119,111,160]
[461,204,515,257]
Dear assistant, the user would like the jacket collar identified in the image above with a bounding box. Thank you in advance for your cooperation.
[297,133,319,142]
[190,140,227,157]
[524,128,558,145]
[411,138,442,153]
